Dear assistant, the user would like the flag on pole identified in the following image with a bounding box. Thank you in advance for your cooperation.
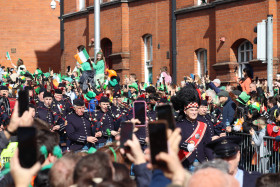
[74,49,90,64]
[5,52,11,60]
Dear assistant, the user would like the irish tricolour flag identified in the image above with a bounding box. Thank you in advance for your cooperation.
[6,52,11,60]
[74,49,90,64]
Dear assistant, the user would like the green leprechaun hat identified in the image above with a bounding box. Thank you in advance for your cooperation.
[128,83,138,92]
[84,91,96,101]
[236,92,250,105]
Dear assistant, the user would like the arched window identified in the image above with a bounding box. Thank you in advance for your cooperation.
[238,40,253,77]
[196,49,207,78]
[143,35,153,84]
[101,38,112,69]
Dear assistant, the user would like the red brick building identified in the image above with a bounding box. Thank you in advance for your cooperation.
[62,0,280,84]
[0,0,61,73]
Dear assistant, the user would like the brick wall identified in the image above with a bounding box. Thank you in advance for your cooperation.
[0,0,61,73]
[62,0,280,84]
[128,0,171,83]
[176,0,279,83]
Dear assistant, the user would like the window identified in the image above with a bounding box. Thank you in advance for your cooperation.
[77,0,85,11]
[238,40,253,77]
[144,35,153,84]
[196,49,207,78]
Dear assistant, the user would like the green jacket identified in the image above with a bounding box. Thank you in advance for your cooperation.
[81,61,92,71]
[93,60,105,75]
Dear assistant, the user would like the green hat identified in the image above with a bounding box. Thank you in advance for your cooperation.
[129,83,138,91]
[96,84,101,89]
[250,102,261,112]
[236,92,250,105]
[37,69,43,75]
[84,91,96,101]
[44,72,50,78]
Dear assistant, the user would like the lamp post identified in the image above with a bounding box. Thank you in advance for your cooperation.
[94,0,101,62]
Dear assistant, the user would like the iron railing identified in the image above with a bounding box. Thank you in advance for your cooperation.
[231,132,279,174]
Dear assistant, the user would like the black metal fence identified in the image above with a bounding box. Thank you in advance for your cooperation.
[232,132,279,174]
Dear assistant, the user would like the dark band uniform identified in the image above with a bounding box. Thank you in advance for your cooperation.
[176,118,213,168]
[35,88,46,107]
[35,92,60,129]
[65,99,93,151]
[92,97,116,145]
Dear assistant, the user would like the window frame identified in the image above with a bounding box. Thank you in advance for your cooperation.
[238,40,253,78]
[197,49,207,78]
[143,35,153,84]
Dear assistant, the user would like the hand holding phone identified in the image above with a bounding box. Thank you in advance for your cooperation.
[120,122,134,150]
[18,90,29,117]
[156,104,176,130]
[133,101,147,127]
[148,121,168,169]
[18,127,37,168]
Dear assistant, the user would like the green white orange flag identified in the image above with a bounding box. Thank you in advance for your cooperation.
[74,49,90,64]
[6,52,11,60]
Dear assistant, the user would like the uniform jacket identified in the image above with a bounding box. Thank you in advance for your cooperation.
[65,112,93,151]
[92,110,116,143]
[197,114,215,137]
[35,105,60,128]
[176,118,213,166]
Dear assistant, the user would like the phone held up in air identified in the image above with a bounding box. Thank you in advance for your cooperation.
[18,127,37,168]
[148,120,168,169]
[120,122,134,150]
[156,104,176,130]
[133,100,147,127]
[18,90,29,117]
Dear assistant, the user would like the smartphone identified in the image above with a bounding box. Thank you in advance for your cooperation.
[49,67,52,72]
[120,122,134,149]
[18,127,37,168]
[234,66,238,73]
[156,104,176,130]
[67,66,71,72]
[205,70,208,77]
[148,121,168,168]
[18,90,29,117]
[133,101,147,127]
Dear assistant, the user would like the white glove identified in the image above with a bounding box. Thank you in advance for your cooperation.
[187,143,195,152]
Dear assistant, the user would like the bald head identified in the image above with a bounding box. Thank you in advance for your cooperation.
[188,168,239,187]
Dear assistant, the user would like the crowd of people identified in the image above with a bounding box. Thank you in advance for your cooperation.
[0,46,280,187]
